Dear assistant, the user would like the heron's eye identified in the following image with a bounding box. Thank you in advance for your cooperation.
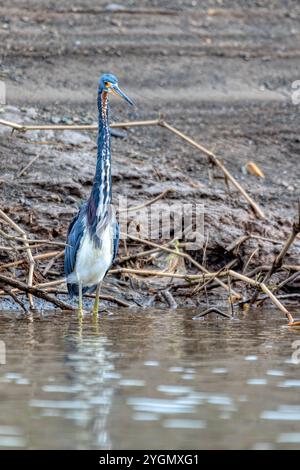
[104,82,111,88]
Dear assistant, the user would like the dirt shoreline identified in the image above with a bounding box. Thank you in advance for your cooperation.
[1,1,300,309]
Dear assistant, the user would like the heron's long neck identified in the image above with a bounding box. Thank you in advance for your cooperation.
[87,90,112,227]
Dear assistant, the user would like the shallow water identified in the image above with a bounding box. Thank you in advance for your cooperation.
[0,308,300,450]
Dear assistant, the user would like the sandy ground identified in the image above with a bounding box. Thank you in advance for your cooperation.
[0,0,300,308]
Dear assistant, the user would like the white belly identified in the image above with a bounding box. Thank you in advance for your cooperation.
[74,225,114,287]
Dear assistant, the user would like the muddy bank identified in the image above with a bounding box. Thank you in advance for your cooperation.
[0,1,300,308]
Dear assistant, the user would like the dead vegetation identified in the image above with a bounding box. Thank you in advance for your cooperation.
[0,117,299,326]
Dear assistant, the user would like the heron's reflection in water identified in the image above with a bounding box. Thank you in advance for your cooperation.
[62,309,158,449]
[63,313,116,449]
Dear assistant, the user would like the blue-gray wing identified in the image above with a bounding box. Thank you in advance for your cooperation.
[64,204,86,296]
[113,222,120,262]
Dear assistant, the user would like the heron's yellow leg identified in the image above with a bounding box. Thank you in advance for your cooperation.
[92,283,101,315]
[78,282,83,316]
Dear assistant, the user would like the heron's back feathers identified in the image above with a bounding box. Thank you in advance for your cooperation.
[64,203,119,298]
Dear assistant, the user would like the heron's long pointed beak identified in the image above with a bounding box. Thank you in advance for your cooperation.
[111,84,134,106]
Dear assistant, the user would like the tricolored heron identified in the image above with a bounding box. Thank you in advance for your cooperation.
[64,73,133,314]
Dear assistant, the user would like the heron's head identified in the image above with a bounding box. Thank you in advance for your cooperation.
[99,73,134,106]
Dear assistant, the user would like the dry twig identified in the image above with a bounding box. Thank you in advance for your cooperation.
[251,204,300,305]
[0,250,61,271]
[123,233,241,297]
[0,208,35,308]
[0,274,74,310]
[228,270,294,324]
[119,188,174,213]
[1,286,27,313]
[159,120,265,219]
